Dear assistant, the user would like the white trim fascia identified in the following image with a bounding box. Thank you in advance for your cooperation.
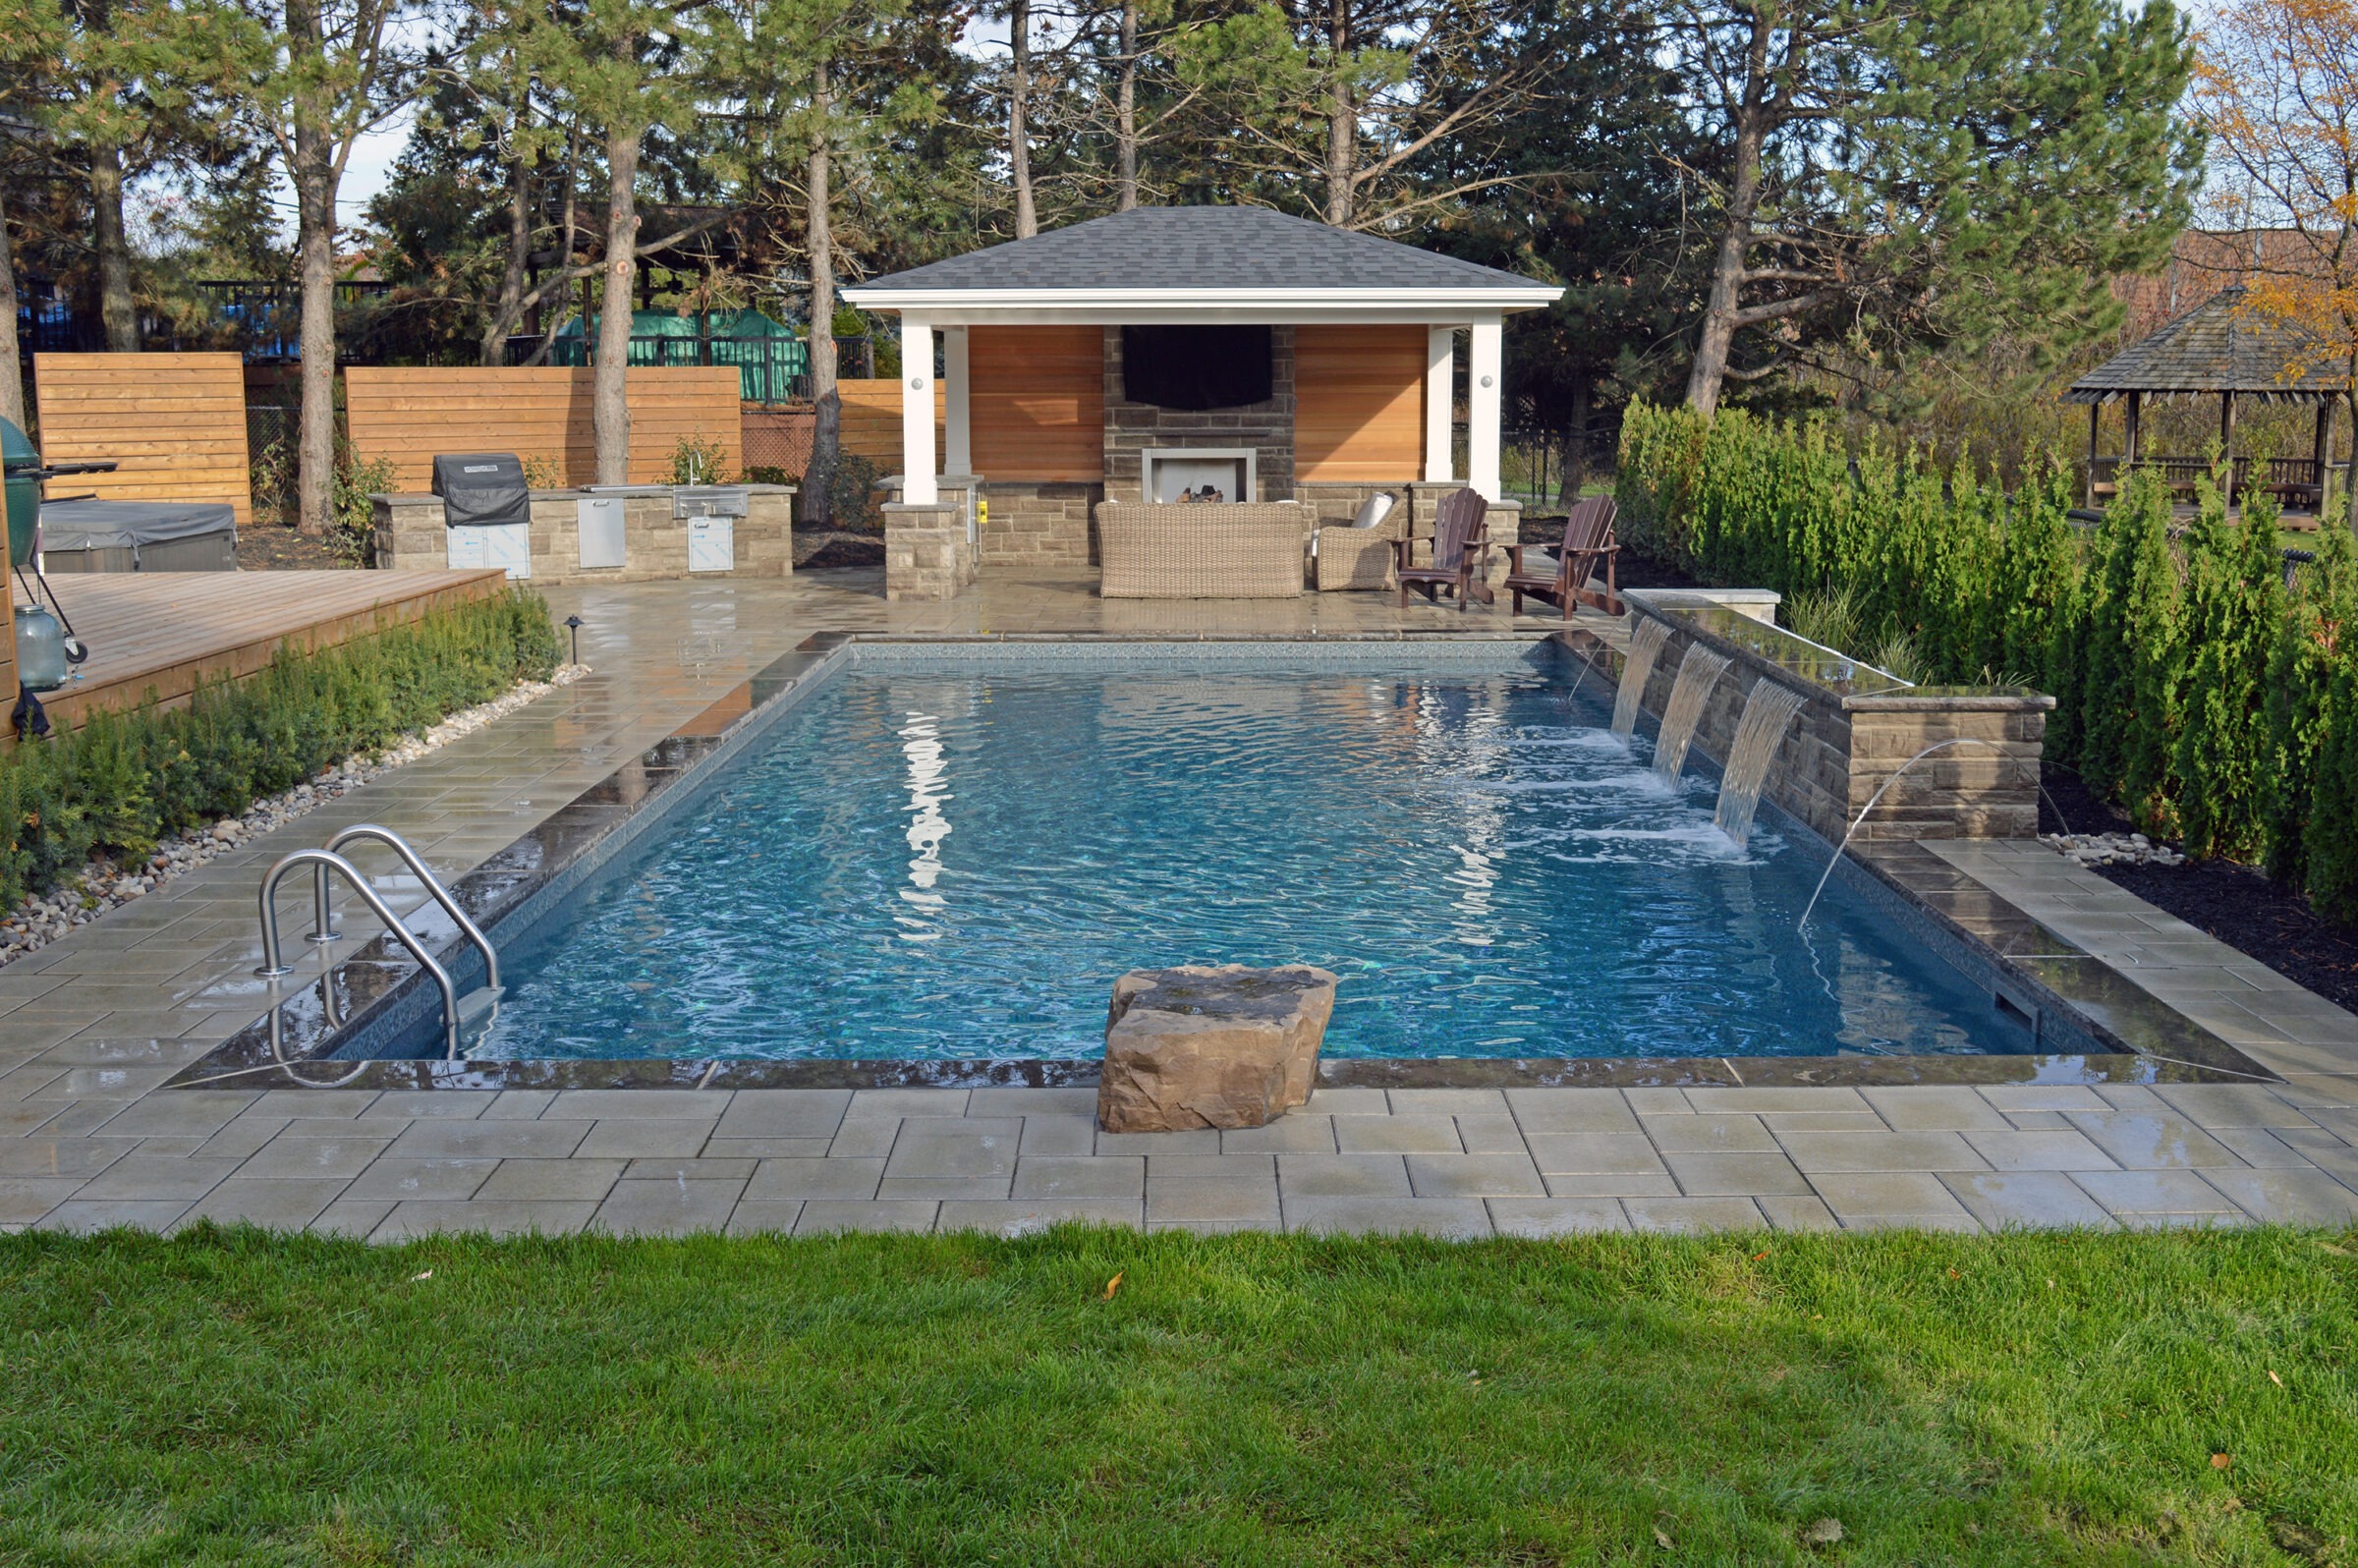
[839,285,1562,323]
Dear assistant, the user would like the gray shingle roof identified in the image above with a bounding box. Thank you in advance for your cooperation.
[857,205,1548,294]
[2065,286,2343,403]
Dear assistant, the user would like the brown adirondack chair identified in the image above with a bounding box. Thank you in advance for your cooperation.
[1503,495,1621,618]
[1393,487,1491,610]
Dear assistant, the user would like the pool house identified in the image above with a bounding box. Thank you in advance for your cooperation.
[839,205,1563,598]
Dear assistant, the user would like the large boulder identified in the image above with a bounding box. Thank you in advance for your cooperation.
[1096,964,1340,1133]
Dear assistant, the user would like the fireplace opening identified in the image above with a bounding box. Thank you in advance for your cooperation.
[1142,447,1258,504]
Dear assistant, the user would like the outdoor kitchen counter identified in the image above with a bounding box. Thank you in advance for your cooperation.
[371,484,797,584]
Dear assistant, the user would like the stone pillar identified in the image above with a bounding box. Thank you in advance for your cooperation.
[1468,314,1502,501]
[1842,698,2049,842]
[884,500,974,600]
[1425,326,1456,483]
[1483,498,1521,587]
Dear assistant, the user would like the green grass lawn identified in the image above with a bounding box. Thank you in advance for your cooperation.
[2,1225,2353,1566]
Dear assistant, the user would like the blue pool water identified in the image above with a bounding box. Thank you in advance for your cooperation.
[474,654,2028,1060]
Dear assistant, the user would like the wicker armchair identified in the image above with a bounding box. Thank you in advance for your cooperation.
[1313,492,1409,591]
[1095,502,1308,597]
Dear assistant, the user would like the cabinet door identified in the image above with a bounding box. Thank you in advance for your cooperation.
[578,496,626,569]
[687,517,734,573]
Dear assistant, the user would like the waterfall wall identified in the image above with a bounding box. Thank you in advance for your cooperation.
[1593,590,2053,845]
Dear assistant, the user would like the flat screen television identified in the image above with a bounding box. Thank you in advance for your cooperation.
[1121,325,1272,411]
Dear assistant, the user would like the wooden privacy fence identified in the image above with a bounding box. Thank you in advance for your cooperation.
[345,366,743,490]
[32,352,253,526]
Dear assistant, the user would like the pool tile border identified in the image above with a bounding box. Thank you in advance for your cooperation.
[168,633,2293,1095]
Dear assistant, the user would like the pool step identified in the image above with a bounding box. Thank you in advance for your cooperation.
[456,985,506,1051]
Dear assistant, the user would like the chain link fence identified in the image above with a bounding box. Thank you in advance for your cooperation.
[1502,422,1620,508]
[247,404,298,525]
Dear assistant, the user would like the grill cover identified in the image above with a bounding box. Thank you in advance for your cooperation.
[431,453,531,529]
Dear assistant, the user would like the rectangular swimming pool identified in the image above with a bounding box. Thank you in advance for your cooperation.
[424,641,2039,1063]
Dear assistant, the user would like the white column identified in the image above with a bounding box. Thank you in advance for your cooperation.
[901,314,937,505]
[1425,325,1456,482]
[943,326,972,477]
[1468,315,1502,501]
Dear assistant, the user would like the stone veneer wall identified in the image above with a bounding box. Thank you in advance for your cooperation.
[1102,325,1296,504]
[1294,481,1409,529]
[977,480,1100,569]
[1615,597,2050,843]
[372,487,795,584]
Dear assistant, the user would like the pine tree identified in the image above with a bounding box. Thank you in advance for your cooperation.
[1667,0,2202,415]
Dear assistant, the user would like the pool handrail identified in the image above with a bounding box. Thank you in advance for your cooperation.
[314,824,501,992]
[254,848,463,1058]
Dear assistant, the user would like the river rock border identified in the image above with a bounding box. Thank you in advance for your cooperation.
[0,664,590,968]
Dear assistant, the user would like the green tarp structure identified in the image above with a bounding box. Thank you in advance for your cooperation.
[553,309,807,402]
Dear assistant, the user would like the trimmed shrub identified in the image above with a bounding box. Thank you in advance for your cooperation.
[0,588,561,913]
[1617,399,2358,926]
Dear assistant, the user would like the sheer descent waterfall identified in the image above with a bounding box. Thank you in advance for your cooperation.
[1713,679,1809,849]
[1610,617,1672,737]
[1652,647,1731,782]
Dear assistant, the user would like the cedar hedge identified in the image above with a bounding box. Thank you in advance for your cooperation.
[0,588,562,912]
[1618,400,2358,925]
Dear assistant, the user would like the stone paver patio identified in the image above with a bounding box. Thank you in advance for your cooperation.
[3,569,2355,1239]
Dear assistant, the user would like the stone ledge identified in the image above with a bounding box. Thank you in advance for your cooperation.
[1844,691,2058,713]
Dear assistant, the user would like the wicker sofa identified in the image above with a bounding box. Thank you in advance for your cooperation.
[1095,502,1308,597]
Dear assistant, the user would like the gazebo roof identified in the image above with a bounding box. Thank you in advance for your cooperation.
[2064,285,2343,405]
[842,205,1561,324]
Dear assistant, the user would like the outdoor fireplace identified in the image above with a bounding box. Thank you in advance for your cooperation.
[1143,447,1258,504]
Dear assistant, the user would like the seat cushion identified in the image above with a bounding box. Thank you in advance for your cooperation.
[1350,492,1396,530]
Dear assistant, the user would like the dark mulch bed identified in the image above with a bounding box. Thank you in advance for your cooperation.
[794,528,883,570]
[2038,762,2358,1013]
[235,522,357,571]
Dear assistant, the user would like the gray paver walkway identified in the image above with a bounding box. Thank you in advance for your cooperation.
[1,572,2354,1238]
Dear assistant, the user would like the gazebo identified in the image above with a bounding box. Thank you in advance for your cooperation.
[2066,285,2347,511]
[841,206,1561,598]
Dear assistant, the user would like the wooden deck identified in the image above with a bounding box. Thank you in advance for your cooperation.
[17,568,511,738]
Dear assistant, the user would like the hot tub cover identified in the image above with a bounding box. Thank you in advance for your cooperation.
[38,498,238,552]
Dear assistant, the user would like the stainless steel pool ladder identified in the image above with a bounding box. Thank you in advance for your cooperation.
[253,825,503,1058]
